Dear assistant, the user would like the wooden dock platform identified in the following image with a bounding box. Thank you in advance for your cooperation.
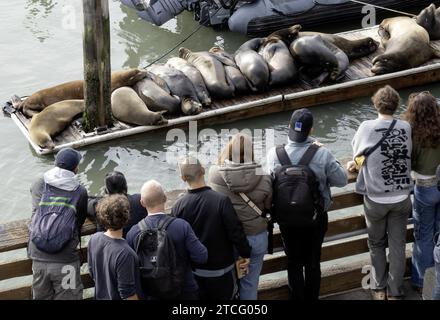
[10,25,440,155]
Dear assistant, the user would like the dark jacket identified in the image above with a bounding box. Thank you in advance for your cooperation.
[28,168,88,263]
[171,186,251,271]
[126,213,208,295]
[88,193,147,238]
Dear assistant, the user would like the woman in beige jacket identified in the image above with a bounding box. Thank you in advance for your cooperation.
[208,133,273,300]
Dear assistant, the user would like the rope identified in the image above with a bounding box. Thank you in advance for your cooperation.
[346,0,416,18]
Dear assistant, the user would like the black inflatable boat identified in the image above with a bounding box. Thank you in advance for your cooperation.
[120,0,437,36]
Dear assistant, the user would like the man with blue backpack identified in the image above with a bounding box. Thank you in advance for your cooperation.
[266,108,347,300]
[28,148,88,300]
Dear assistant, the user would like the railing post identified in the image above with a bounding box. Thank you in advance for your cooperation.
[82,0,112,133]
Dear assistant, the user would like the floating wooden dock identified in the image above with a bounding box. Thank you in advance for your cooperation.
[10,25,440,155]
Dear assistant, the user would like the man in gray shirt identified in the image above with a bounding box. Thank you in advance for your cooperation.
[347,85,413,300]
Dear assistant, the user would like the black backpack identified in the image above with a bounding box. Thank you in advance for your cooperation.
[272,144,324,228]
[134,215,184,300]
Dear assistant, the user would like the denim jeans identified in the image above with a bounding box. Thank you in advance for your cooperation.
[433,236,440,300]
[239,231,268,300]
[411,185,440,288]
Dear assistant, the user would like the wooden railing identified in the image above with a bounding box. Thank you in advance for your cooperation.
[0,170,414,300]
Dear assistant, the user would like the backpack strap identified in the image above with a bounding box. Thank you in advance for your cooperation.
[298,144,320,166]
[275,145,292,166]
[363,119,397,157]
[138,218,149,232]
[157,215,176,231]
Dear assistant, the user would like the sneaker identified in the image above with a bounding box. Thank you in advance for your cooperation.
[371,289,386,300]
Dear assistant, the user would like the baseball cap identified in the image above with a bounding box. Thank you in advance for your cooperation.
[288,108,313,143]
[55,147,82,172]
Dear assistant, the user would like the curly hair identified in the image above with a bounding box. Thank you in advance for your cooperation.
[404,91,440,148]
[372,85,400,115]
[96,194,130,231]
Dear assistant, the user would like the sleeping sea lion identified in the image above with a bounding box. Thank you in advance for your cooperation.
[133,72,181,114]
[15,68,148,118]
[111,87,168,126]
[179,47,235,99]
[209,47,249,94]
[416,3,440,40]
[147,64,202,115]
[290,35,349,86]
[234,38,270,92]
[372,17,440,75]
[165,57,211,107]
[259,36,298,86]
[29,100,85,150]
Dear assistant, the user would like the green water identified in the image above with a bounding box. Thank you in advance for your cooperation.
[0,0,439,225]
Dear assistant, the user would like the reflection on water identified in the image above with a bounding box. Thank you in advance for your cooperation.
[24,0,57,42]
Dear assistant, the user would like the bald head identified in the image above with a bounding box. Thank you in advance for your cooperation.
[179,156,205,184]
[140,180,167,212]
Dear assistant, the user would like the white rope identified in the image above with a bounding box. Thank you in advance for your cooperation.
[347,0,417,18]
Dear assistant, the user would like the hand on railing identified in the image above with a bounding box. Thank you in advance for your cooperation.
[346,160,357,173]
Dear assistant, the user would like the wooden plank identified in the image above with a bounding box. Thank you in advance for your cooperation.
[258,256,413,300]
[329,191,363,212]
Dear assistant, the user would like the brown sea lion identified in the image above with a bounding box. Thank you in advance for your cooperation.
[290,35,349,86]
[372,17,440,75]
[111,87,168,127]
[268,25,378,60]
[15,68,148,118]
[234,38,270,92]
[179,47,235,99]
[29,100,85,150]
[416,3,440,40]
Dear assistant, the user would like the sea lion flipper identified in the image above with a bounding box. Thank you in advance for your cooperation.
[10,95,23,109]
[430,42,440,58]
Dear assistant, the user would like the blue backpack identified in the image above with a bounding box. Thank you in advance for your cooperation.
[30,183,81,254]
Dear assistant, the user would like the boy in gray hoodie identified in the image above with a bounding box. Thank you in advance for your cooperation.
[28,148,88,300]
[347,85,412,300]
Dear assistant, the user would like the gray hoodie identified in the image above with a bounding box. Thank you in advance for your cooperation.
[208,161,272,236]
[28,167,88,263]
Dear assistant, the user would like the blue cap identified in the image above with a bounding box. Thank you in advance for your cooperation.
[55,148,82,172]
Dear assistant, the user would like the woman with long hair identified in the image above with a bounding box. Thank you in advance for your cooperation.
[208,133,272,300]
[404,91,440,293]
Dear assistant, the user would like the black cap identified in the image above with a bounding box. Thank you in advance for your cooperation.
[288,108,313,143]
[105,171,128,194]
[55,148,82,172]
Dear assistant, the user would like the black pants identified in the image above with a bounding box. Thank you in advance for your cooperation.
[279,212,328,300]
[194,269,237,300]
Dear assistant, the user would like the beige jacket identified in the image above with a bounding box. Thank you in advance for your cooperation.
[208,161,273,236]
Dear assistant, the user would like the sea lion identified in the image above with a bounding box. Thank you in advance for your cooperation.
[179,47,235,99]
[111,87,168,126]
[133,72,181,114]
[165,57,211,107]
[14,68,148,118]
[417,3,440,40]
[234,38,270,92]
[290,35,349,86]
[209,47,249,94]
[259,36,298,86]
[147,64,202,115]
[372,17,440,75]
[28,100,85,150]
[268,25,378,60]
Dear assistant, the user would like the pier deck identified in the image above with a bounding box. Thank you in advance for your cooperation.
[10,26,440,154]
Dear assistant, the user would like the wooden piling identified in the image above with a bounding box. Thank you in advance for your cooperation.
[82,0,112,133]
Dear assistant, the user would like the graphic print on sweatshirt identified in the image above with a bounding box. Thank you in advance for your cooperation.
[379,128,411,192]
